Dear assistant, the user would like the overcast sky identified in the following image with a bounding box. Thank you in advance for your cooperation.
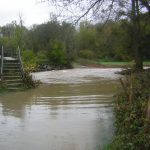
[0,0,52,27]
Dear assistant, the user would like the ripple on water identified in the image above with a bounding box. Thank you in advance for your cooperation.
[32,68,122,84]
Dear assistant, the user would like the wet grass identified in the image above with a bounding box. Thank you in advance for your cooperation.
[76,59,150,68]
[144,61,150,65]
[99,61,150,66]
[99,61,131,66]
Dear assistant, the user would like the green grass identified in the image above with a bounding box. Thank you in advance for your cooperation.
[143,61,150,65]
[99,61,131,66]
[76,58,150,67]
[99,61,150,66]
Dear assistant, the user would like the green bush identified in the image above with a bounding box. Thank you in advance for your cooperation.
[106,71,150,150]
[35,51,48,65]
[22,50,36,64]
[23,71,39,88]
[78,49,96,59]
[22,50,38,72]
[48,41,72,69]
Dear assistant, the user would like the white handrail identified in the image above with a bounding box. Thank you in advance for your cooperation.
[1,46,4,78]
[18,46,24,78]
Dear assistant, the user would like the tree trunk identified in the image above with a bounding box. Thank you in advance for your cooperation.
[131,0,143,71]
[147,97,150,120]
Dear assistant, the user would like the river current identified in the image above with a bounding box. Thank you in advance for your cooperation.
[0,68,121,150]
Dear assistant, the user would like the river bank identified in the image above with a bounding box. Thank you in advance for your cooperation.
[74,59,150,68]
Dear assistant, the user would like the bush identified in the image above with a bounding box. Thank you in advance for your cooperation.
[48,49,68,68]
[48,40,72,69]
[22,50,36,64]
[107,71,150,150]
[78,49,97,59]
[23,71,39,88]
[22,50,38,72]
[35,51,48,65]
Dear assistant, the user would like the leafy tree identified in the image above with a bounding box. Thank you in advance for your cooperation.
[77,21,97,51]
[22,50,36,64]
[0,20,27,51]
[45,0,150,70]
[48,40,72,68]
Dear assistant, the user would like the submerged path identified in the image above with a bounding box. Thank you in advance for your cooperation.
[32,68,122,84]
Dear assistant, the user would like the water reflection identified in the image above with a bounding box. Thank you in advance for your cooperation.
[0,80,117,150]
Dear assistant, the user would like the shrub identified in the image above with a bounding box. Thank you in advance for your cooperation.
[48,40,72,69]
[23,71,39,88]
[78,49,96,59]
[35,51,48,65]
[22,50,36,64]
[107,71,150,150]
[23,63,38,72]
[22,50,38,72]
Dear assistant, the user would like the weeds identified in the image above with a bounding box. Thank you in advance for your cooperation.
[106,71,150,150]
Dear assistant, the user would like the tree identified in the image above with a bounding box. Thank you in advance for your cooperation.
[130,0,150,70]
[15,14,24,50]
[44,0,150,70]
[0,17,27,51]
[95,20,132,61]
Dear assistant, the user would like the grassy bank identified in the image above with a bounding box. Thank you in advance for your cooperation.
[100,61,150,67]
[76,59,150,68]
[105,71,150,150]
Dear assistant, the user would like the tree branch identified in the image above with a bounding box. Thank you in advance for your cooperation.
[74,0,103,24]
[139,0,150,14]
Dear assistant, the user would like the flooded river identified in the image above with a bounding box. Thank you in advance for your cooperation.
[0,68,121,150]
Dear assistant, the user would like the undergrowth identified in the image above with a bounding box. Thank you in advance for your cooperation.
[106,71,150,150]
[23,71,40,88]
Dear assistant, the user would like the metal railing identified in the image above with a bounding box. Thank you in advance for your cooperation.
[0,46,24,80]
[4,49,17,58]
[0,46,4,80]
[18,46,24,78]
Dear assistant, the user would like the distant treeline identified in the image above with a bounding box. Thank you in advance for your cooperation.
[0,17,150,68]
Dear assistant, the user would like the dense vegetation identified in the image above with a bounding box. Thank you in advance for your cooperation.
[0,17,149,70]
[106,71,150,150]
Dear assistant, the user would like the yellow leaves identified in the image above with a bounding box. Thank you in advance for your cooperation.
[24,63,37,72]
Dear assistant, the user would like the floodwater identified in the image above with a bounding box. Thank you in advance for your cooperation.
[0,68,121,150]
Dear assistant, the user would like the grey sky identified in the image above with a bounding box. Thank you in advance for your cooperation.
[0,0,52,27]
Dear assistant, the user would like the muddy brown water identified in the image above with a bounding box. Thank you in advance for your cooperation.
[0,68,121,150]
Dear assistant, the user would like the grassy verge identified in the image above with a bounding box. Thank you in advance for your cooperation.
[144,61,150,66]
[99,61,150,67]
[99,61,132,66]
[76,59,150,68]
